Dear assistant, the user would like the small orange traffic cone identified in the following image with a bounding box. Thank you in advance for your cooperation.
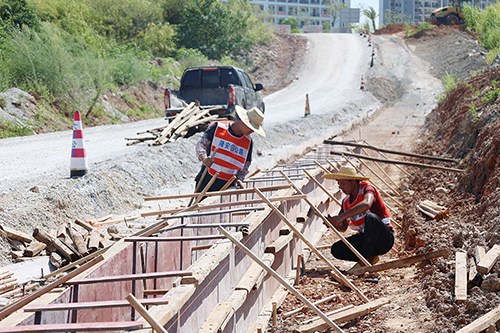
[360,75,365,90]
[304,94,311,116]
[70,111,88,178]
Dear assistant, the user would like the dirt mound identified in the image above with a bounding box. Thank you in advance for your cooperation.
[410,25,465,40]
[374,24,406,35]
[407,27,488,81]
[400,67,500,331]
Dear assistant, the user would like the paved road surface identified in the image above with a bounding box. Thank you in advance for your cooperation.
[0,34,373,192]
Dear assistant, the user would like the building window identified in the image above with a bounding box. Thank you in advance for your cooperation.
[289,6,298,14]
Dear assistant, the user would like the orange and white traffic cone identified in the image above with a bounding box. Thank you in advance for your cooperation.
[360,75,365,90]
[70,111,88,178]
[304,94,311,116]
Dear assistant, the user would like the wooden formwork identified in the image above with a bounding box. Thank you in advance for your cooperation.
[0,146,341,332]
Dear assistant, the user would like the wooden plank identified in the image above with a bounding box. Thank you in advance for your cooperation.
[255,187,369,303]
[265,223,302,254]
[469,257,478,283]
[141,194,306,217]
[0,321,145,332]
[456,305,500,333]
[474,245,486,263]
[218,226,343,333]
[66,270,192,285]
[143,184,291,201]
[0,255,104,321]
[455,251,467,303]
[324,140,459,163]
[126,294,168,333]
[44,246,109,279]
[330,150,465,173]
[350,248,452,276]
[299,297,391,333]
[125,235,225,242]
[143,289,169,296]
[235,253,274,294]
[199,302,233,333]
[477,245,500,275]
[0,225,32,244]
[24,297,169,311]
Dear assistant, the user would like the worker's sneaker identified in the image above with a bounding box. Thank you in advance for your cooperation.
[346,262,363,275]
[369,255,380,265]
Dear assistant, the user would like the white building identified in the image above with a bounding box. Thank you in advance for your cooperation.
[247,0,351,29]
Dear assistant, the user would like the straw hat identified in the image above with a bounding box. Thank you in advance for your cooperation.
[235,106,266,137]
[322,165,370,180]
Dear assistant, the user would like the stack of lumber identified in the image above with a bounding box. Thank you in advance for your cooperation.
[417,200,449,220]
[0,218,123,269]
[0,270,17,296]
[125,103,225,146]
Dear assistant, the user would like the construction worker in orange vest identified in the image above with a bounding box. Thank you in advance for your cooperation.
[322,165,394,275]
[194,106,265,194]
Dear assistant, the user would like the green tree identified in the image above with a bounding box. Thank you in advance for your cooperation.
[323,0,347,28]
[158,0,190,24]
[282,17,299,31]
[0,0,40,31]
[85,0,163,43]
[383,9,411,25]
[362,6,377,33]
[176,0,250,60]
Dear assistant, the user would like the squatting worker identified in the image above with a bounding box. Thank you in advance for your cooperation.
[194,106,265,193]
[322,165,394,274]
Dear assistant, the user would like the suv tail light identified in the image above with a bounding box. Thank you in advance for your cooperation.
[164,89,170,109]
[228,86,235,105]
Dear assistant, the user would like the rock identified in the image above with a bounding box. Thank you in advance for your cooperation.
[434,186,449,195]
[481,273,500,292]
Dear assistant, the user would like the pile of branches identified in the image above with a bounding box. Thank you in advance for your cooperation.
[126,103,225,146]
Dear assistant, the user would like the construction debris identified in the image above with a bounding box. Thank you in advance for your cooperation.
[417,200,449,220]
[125,103,225,146]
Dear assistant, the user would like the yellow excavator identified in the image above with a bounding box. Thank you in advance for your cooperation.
[427,0,471,25]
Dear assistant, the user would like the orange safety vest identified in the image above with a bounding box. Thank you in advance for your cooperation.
[342,182,391,233]
[208,121,251,180]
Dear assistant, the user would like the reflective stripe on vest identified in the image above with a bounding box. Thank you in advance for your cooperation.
[208,122,251,180]
[342,182,391,233]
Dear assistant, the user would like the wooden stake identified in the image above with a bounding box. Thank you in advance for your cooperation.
[254,188,369,303]
[126,293,168,333]
[324,139,459,163]
[220,175,237,191]
[346,147,400,196]
[330,150,464,173]
[189,147,219,206]
[272,302,277,326]
[477,244,500,275]
[295,254,303,286]
[359,147,399,189]
[456,304,500,333]
[455,251,467,303]
[341,155,403,208]
[0,255,104,320]
[350,248,451,276]
[217,226,344,333]
[193,172,220,205]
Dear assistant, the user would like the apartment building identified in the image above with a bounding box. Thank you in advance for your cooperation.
[248,0,351,29]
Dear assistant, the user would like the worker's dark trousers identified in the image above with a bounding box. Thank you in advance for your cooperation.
[330,213,394,262]
[194,166,236,194]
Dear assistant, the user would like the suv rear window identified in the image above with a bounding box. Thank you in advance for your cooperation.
[202,69,219,88]
[220,68,240,86]
[182,70,200,89]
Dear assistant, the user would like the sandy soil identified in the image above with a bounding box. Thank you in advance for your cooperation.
[270,25,500,333]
